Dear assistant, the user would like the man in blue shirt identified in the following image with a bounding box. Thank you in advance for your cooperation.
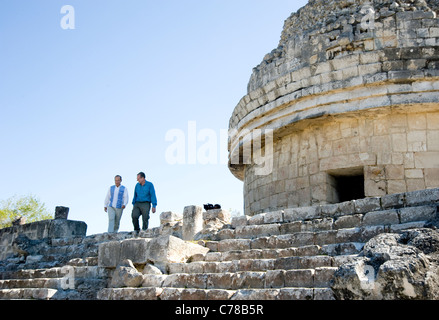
[131,172,157,233]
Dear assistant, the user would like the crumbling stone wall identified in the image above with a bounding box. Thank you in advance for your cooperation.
[228,0,439,215]
[0,219,87,261]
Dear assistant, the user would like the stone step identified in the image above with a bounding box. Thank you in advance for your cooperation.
[49,232,136,247]
[200,244,321,262]
[0,265,108,281]
[206,222,426,253]
[0,266,110,290]
[168,255,335,274]
[230,287,335,300]
[0,267,63,280]
[39,244,99,260]
[23,233,139,266]
[0,278,63,289]
[97,287,335,300]
[232,190,439,229]
[0,278,107,300]
[0,288,58,300]
[203,241,363,260]
[225,213,431,240]
[142,267,338,290]
[67,256,99,267]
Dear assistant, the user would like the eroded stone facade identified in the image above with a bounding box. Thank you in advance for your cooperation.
[244,109,439,214]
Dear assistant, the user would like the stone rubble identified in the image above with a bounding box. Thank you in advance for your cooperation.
[332,228,439,299]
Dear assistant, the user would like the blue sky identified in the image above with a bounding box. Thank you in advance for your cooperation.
[0,0,307,235]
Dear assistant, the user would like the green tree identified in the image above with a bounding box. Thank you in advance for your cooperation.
[0,195,52,229]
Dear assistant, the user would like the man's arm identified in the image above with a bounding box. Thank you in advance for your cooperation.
[104,187,111,212]
[122,187,128,209]
[132,184,137,205]
[150,183,157,213]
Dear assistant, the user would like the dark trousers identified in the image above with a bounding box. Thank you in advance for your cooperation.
[132,202,151,231]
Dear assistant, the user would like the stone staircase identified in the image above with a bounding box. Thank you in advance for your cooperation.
[0,188,437,300]
[0,232,135,299]
[98,189,439,300]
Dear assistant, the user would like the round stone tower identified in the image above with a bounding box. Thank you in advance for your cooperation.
[229,0,439,216]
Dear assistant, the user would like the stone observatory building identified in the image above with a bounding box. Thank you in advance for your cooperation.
[229,0,439,216]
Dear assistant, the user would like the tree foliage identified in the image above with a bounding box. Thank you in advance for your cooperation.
[0,195,52,229]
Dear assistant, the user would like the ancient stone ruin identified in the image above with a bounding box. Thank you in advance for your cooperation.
[228,0,439,214]
[1,0,439,300]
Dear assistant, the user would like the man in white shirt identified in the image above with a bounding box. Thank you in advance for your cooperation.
[104,175,129,233]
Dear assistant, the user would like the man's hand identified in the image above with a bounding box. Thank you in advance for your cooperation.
[152,207,156,214]
[104,207,107,212]
[122,205,126,209]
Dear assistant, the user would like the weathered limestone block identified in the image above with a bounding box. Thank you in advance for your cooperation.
[207,289,235,300]
[98,235,209,270]
[405,188,439,206]
[284,269,314,288]
[97,288,163,300]
[217,228,235,240]
[354,198,381,214]
[159,221,183,238]
[235,224,281,239]
[98,241,121,268]
[54,206,69,220]
[399,205,437,223]
[206,273,238,290]
[232,289,280,300]
[159,211,183,238]
[231,215,250,228]
[142,263,162,275]
[314,267,338,288]
[160,211,182,225]
[248,213,266,225]
[264,211,284,224]
[48,219,87,239]
[159,288,184,300]
[119,238,151,265]
[182,206,203,241]
[334,215,362,229]
[142,274,167,287]
[163,273,207,289]
[265,270,285,288]
[194,209,232,241]
[147,235,209,272]
[180,289,209,300]
[217,239,251,252]
[362,209,399,226]
[280,221,302,234]
[284,207,320,222]
[110,259,144,288]
[203,209,231,226]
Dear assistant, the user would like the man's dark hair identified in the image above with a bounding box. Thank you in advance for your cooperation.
[115,175,122,181]
[137,172,146,179]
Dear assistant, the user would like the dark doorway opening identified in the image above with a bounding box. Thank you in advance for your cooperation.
[330,173,365,203]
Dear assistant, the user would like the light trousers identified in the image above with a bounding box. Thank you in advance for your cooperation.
[107,207,123,233]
